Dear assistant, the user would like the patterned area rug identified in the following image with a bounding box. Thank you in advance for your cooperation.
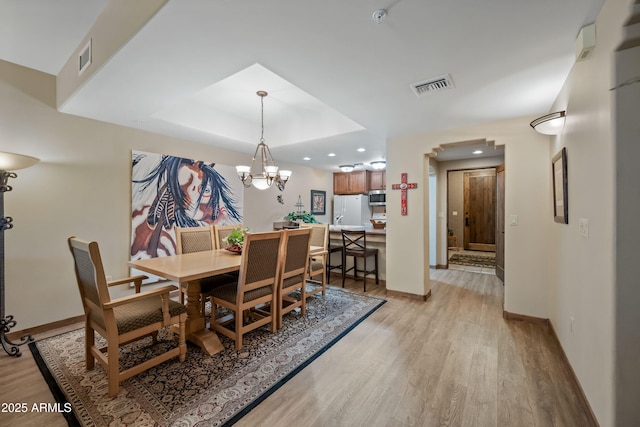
[30,288,385,426]
[449,253,496,268]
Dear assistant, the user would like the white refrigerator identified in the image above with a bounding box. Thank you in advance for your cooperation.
[333,195,371,226]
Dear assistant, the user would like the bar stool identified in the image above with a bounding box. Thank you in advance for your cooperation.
[326,244,343,284]
[341,230,378,292]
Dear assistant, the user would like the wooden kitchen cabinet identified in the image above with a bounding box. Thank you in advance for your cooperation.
[369,170,386,190]
[334,171,370,194]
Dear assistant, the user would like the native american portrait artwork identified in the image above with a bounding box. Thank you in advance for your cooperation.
[130,150,243,259]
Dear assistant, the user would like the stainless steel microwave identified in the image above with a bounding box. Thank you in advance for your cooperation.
[368,190,386,206]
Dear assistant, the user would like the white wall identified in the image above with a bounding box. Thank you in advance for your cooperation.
[0,59,332,330]
[547,0,631,425]
[386,145,430,296]
[388,118,551,316]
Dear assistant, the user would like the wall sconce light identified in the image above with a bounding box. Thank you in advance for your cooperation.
[339,164,355,172]
[530,111,566,135]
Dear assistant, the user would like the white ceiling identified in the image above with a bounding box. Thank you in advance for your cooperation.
[0,0,604,170]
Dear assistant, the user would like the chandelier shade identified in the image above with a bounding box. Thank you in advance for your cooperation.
[236,91,291,190]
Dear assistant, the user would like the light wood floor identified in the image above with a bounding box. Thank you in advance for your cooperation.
[0,270,595,427]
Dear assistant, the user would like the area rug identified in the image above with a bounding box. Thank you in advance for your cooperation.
[449,253,496,268]
[30,287,385,427]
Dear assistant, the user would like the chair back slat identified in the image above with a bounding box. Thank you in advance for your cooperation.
[342,230,367,251]
[300,223,328,249]
[68,237,110,328]
[238,231,283,299]
[282,228,312,278]
[175,226,214,254]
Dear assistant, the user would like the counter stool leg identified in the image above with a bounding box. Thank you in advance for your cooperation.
[341,251,346,288]
[363,256,367,292]
[375,253,379,284]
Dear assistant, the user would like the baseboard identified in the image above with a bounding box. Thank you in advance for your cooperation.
[327,272,386,287]
[503,310,550,325]
[386,289,431,302]
[6,314,85,341]
[436,264,448,269]
[548,322,600,427]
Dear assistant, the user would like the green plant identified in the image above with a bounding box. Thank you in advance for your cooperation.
[448,228,454,236]
[284,211,319,224]
[222,227,249,247]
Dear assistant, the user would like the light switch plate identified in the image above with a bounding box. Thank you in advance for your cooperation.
[510,214,518,226]
[579,218,589,237]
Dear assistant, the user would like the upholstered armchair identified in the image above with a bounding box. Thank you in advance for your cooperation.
[68,237,187,397]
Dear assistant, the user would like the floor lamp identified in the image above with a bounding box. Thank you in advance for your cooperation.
[0,151,39,357]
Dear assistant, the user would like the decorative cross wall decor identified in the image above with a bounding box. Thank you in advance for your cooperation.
[391,173,418,216]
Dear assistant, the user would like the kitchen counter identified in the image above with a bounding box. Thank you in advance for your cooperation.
[329,225,386,235]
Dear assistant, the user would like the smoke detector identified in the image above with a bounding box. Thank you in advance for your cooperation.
[372,9,387,24]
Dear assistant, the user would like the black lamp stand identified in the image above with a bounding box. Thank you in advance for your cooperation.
[0,170,33,357]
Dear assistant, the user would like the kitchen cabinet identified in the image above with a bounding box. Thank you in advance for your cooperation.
[369,170,386,190]
[334,171,369,194]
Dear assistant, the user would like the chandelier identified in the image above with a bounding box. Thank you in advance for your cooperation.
[236,91,291,190]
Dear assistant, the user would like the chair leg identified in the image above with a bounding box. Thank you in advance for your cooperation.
[375,252,379,284]
[178,313,187,362]
[85,322,95,370]
[363,256,367,292]
[341,252,347,288]
[300,284,307,316]
[321,260,327,296]
[235,309,243,351]
[107,335,120,397]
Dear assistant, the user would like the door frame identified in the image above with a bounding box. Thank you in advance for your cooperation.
[463,168,497,251]
[445,165,500,266]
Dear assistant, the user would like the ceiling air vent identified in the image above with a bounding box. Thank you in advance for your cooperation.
[78,39,92,76]
[410,74,454,97]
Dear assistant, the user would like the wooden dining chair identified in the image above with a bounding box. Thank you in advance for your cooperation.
[175,226,236,316]
[68,237,187,397]
[341,230,379,292]
[299,223,328,297]
[277,228,312,329]
[213,224,244,249]
[208,231,284,350]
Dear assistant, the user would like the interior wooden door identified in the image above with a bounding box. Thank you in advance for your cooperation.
[495,164,505,281]
[463,169,496,251]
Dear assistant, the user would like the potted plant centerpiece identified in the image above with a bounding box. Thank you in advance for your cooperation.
[222,227,248,254]
[284,211,319,224]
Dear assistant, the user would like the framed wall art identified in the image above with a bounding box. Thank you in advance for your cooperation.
[552,147,568,224]
[310,189,326,215]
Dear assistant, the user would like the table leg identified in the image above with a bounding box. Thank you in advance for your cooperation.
[183,279,224,355]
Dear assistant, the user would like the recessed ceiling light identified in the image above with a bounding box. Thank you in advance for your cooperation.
[357,147,366,152]
[328,153,336,157]
[473,150,483,155]
[303,157,311,161]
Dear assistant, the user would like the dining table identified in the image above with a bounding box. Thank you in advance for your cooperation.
[128,245,324,355]
[129,249,241,355]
